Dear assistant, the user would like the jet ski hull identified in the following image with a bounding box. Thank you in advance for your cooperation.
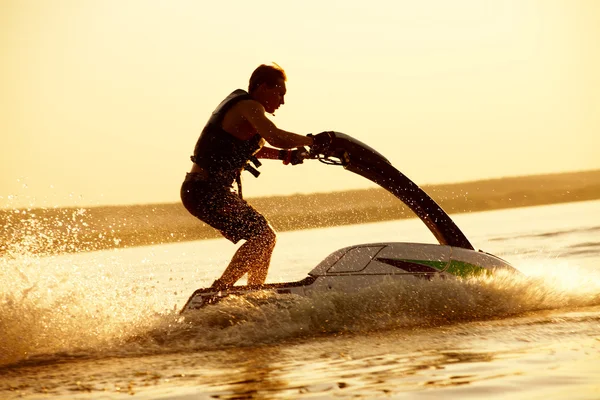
[181,242,518,312]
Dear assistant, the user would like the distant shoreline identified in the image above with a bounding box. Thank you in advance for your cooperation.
[2,169,600,256]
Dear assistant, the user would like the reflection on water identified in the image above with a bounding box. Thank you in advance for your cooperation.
[206,347,291,400]
[1,305,599,399]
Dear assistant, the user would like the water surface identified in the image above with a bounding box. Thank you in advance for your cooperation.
[1,200,600,399]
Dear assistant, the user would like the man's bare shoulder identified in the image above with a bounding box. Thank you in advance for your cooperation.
[232,98,265,117]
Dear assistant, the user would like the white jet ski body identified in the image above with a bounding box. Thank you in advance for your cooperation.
[181,242,516,311]
[181,132,519,312]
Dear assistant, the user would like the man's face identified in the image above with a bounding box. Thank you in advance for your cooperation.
[261,78,286,114]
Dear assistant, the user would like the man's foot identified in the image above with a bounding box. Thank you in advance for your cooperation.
[209,279,230,291]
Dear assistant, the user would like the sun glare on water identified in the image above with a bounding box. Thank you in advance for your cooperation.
[515,258,600,304]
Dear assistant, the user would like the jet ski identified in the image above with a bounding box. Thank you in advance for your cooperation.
[181,132,518,312]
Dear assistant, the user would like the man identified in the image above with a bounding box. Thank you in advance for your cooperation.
[181,64,331,290]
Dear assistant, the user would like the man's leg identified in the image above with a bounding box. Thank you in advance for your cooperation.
[246,229,276,285]
[213,226,276,288]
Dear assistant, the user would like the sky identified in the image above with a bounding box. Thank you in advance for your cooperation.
[1,0,599,209]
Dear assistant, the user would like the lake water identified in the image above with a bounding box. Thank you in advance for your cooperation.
[1,200,600,399]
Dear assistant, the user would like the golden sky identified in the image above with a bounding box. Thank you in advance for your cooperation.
[1,0,599,208]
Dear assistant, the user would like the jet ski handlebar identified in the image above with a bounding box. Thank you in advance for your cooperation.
[304,131,475,250]
[307,131,391,167]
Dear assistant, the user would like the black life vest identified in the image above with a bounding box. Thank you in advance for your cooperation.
[191,89,263,187]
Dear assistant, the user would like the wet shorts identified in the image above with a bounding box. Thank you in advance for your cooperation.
[180,173,271,244]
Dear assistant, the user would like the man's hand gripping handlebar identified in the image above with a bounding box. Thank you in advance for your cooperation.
[307,131,335,158]
[278,147,310,165]
[278,131,336,165]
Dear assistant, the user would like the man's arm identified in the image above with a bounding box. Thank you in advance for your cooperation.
[255,147,280,160]
[255,146,308,165]
[239,100,313,149]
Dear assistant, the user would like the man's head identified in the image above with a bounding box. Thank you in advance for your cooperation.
[248,64,287,114]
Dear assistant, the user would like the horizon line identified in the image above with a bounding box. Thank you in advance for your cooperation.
[2,168,599,212]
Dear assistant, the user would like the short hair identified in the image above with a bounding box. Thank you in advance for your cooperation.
[248,63,287,93]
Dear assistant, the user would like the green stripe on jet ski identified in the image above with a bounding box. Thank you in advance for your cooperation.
[444,260,487,277]
[397,259,447,271]
[401,259,487,278]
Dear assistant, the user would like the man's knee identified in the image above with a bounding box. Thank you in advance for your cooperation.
[261,225,277,248]
[249,223,276,248]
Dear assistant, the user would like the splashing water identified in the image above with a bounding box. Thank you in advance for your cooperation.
[1,207,97,257]
[0,247,182,366]
[150,266,600,350]
[2,249,599,369]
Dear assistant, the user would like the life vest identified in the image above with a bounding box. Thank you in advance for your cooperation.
[191,89,263,188]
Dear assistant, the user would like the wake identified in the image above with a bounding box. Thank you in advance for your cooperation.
[2,260,599,369]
